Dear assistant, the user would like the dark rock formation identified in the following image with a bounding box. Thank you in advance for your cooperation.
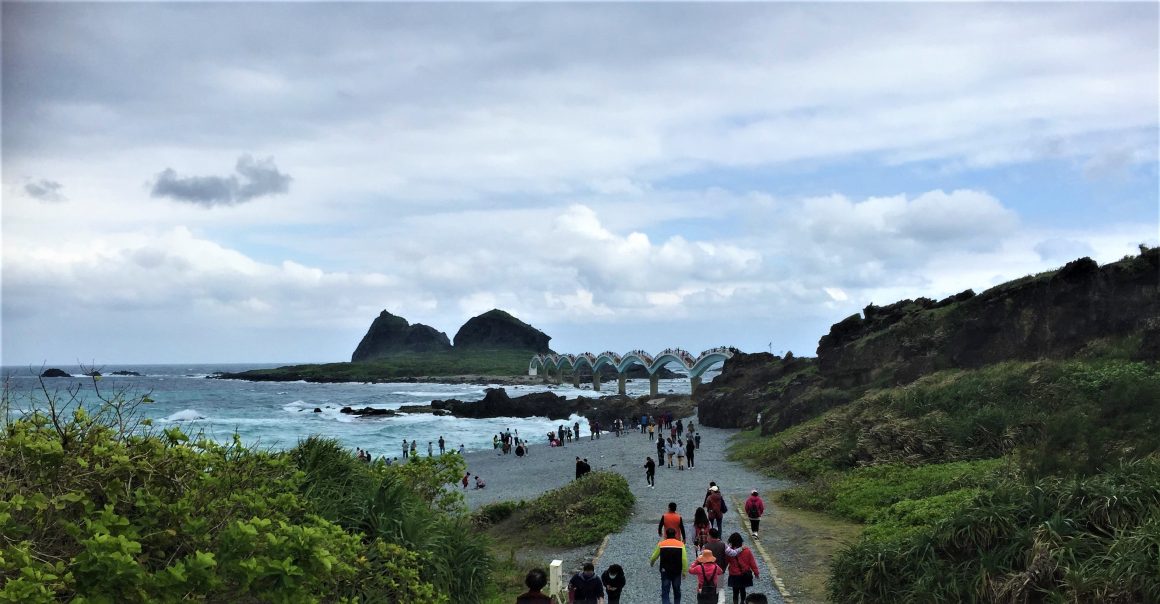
[40,368,70,378]
[110,370,142,376]
[817,250,1159,388]
[452,309,551,352]
[698,248,1160,428]
[351,310,452,362]
[428,387,696,425]
[339,406,400,417]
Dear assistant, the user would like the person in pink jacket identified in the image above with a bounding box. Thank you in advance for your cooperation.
[724,533,760,604]
[688,548,723,604]
[743,490,765,537]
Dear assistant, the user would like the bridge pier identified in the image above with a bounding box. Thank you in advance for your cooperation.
[649,374,659,397]
[592,372,601,392]
[617,373,626,395]
[572,372,580,388]
[690,376,702,392]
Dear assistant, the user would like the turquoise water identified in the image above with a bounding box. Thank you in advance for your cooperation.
[1,364,698,457]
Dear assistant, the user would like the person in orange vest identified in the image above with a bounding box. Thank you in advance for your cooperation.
[649,527,688,604]
[657,501,687,543]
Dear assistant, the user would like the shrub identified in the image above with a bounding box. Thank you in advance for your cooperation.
[523,471,634,546]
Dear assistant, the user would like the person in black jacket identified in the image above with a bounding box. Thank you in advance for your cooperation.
[569,562,604,604]
[601,563,626,603]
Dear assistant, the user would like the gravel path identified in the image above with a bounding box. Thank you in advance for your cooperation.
[462,419,795,604]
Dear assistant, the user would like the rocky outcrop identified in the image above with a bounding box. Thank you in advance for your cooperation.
[40,368,70,378]
[351,310,452,362]
[817,250,1159,388]
[429,387,696,425]
[697,248,1160,429]
[452,309,551,352]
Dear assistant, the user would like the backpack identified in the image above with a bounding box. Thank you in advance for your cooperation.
[695,563,718,595]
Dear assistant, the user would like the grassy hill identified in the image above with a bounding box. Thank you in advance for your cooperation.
[217,348,540,382]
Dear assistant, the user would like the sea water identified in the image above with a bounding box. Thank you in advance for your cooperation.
[1,363,704,458]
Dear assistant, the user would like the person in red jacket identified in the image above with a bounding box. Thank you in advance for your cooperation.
[724,533,760,604]
[743,490,765,537]
[688,547,724,604]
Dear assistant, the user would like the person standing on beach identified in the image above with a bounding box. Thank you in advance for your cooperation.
[644,456,656,488]
[677,441,686,470]
[648,422,656,441]
[428,441,433,457]
[409,441,417,458]
[461,472,470,489]
[656,436,665,466]
[695,432,702,450]
[650,527,688,604]
[744,490,765,537]
[657,502,687,543]
[402,439,409,459]
[575,420,581,440]
[438,435,445,455]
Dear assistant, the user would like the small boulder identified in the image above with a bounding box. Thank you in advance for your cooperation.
[41,368,70,378]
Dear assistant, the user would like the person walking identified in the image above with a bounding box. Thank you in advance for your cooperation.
[645,456,656,488]
[724,533,760,604]
[658,502,687,543]
[744,490,765,538]
[705,486,726,534]
[601,564,626,603]
[692,507,711,549]
[686,436,696,469]
[568,562,604,604]
[689,548,724,604]
[666,438,676,468]
[516,568,553,603]
[649,528,688,604]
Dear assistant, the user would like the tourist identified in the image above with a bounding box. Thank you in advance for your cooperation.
[402,439,409,459]
[689,547,723,604]
[648,422,656,441]
[409,441,417,458]
[568,562,604,604]
[724,533,760,604]
[695,432,701,449]
[649,527,688,604]
[665,438,676,468]
[704,528,728,575]
[657,501,687,543]
[515,442,525,458]
[428,441,433,457]
[644,456,656,488]
[743,595,768,604]
[677,418,684,437]
[515,567,552,603]
[576,457,584,480]
[458,443,466,455]
[574,420,581,440]
[744,490,765,537]
[677,441,686,470]
[493,434,500,450]
[686,436,696,469]
[474,475,486,489]
[461,472,470,489]
[688,420,696,435]
[656,434,665,463]
[438,435,446,455]
[601,563,626,603]
[705,485,726,533]
[692,507,711,549]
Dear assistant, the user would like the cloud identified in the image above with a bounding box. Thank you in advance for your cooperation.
[24,179,66,202]
[1034,238,1096,263]
[150,155,291,206]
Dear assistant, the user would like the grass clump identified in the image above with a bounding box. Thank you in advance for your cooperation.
[523,471,635,546]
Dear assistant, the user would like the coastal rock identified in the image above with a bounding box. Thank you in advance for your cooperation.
[452,309,551,352]
[351,310,452,362]
[339,406,400,417]
[428,387,696,425]
[40,368,70,378]
[110,370,142,376]
[697,248,1160,429]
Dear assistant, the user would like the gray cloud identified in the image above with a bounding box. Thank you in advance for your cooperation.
[150,155,291,206]
[24,179,65,202]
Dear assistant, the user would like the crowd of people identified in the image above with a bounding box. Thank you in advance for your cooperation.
[511,413,770,604]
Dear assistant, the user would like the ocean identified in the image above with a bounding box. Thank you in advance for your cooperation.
[1,363,703,458]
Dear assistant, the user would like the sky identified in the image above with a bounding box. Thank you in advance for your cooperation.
[2,2,1158,366]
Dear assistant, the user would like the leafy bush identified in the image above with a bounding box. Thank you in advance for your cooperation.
[472,500,525,528]
[523,471,634,546]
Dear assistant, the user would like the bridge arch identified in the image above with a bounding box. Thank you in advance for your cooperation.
[529,347,734,396]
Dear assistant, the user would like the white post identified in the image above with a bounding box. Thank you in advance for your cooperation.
[549,559,564,601]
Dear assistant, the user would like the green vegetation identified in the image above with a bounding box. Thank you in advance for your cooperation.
[523,472,635,546]
[0,382,505,603]
[220,348,541,382]
[731,358,1160,602]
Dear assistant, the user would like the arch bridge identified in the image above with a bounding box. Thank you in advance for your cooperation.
[528,347,735,396]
